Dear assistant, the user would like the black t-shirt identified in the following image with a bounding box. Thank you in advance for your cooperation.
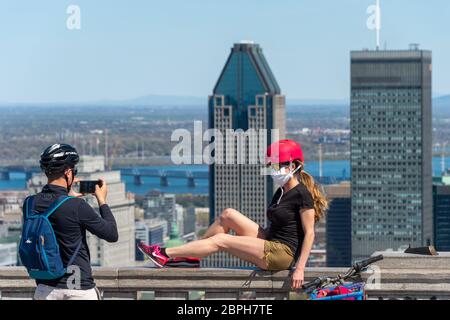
[29,184,118,290]
[265,183,314,260]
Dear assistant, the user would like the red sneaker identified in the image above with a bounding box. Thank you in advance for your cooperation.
[137,242,169,268]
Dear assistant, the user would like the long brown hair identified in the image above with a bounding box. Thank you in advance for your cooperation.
[293,160,328,222]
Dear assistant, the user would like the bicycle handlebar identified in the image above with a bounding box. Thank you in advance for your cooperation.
[301,255,384,291]
[302,277,323,290]
[354,255,383,272]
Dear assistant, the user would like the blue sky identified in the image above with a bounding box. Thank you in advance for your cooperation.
[0,0,449,103]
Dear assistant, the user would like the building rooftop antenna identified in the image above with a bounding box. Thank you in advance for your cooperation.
[366,0,382,50]
[376,0,381,50]
[409,43,420,51]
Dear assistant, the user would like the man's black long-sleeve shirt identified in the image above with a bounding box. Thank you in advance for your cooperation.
[29,184,118,290]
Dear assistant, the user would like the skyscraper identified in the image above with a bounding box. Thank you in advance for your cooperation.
[324,182,352,267]
[433,176,450,251]
[351,47,433,260]
[205,42,285,268]
[77,156,136,267]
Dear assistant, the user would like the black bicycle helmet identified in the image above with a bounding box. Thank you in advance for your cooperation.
[40,143,79,175]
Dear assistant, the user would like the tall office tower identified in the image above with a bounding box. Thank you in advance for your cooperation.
[205,42,285,268]
[324,182,352,267]
[77,156,136,267]
[351,47,433,260]
[433,176,450,251]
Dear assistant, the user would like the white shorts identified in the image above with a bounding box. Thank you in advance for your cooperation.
[34,284,101,300]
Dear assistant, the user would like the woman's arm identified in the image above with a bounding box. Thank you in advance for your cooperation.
[291,208,315,289]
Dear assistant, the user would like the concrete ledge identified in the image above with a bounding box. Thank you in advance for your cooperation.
[373,251,450,270]
[1,253,449,299]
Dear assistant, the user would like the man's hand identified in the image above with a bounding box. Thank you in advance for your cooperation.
[68,178,83,198]
[94,178,108,206]
[291,268,304,290]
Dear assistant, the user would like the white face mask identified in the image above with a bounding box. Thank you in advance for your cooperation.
[270,164,301,187]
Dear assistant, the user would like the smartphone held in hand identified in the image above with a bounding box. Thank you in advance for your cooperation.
[79,180,102,194]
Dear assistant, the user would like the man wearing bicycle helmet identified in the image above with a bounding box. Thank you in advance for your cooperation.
[28,144,118,300]
[137,139,328,289]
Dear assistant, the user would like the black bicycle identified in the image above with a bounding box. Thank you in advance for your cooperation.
[302,255,384,300]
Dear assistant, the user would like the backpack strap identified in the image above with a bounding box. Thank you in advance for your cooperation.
[40,195,82,268]
[23,195,35,219]
[66,239,83,267]
[44,195,75,218]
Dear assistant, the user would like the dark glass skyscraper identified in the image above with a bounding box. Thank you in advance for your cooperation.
[433,177,450,251]
[351,48,433,260]
[324,183,352,267]
[205,42,285,268]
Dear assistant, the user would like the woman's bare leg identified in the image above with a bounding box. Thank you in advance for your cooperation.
[201,218,227,239]
[202,208,264,239]
[166,234,268,269]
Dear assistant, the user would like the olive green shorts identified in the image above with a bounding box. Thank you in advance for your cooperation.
[263,240,294,271]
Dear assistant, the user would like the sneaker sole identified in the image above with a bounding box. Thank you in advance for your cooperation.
[137,245,164,268]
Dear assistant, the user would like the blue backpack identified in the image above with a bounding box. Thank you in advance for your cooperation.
[19,195,82,280]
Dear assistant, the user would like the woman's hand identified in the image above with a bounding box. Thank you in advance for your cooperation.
[291,268,304,290]
[68,178,83,198]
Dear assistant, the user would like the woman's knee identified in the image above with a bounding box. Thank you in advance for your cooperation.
[219,208,239,224]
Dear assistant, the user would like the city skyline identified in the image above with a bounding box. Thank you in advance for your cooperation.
[1,1,450,302]
[1,1,450,104]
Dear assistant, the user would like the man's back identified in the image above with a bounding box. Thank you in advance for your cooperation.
[31,184,118,290]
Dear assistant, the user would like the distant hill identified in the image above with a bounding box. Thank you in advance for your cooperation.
[434,95,450,117]
[287,98,349,106]
[0,95,207,108]
[111,94,207,106]
[1,95,449,118]
[112,96,350,108]
[287,95,450,118]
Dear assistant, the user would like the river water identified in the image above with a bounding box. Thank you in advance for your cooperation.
[1,158,448,195]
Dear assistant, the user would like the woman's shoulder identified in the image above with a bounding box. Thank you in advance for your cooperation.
[293,183,314,209]
[293,183,312,197]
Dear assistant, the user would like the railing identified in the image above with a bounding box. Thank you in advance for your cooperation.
[1,252,450,300]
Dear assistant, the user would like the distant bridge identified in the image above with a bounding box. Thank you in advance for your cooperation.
[119,168,209,187]
[0,166,40,181]
[0,166,209,188]
[0,165,349,189]
[119,168,348,187]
